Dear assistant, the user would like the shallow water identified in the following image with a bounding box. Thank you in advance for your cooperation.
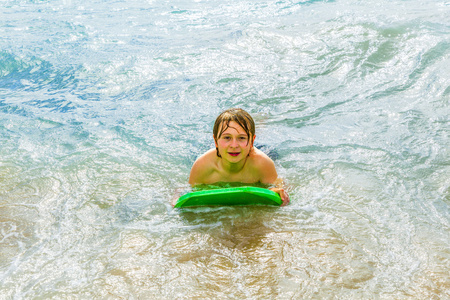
[1,0,449,299]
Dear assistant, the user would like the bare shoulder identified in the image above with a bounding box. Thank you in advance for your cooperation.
[189,149,217,185]
[251,147,275,167]
[250,148,278,183]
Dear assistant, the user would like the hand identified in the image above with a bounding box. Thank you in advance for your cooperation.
[270,188,290,206]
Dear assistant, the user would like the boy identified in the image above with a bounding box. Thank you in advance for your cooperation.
[189,108,290,206]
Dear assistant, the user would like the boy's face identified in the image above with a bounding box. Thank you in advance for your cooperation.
[214,121,255,163]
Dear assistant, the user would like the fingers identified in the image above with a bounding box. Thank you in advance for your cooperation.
[280,190,290,206]
[271,188,290,206]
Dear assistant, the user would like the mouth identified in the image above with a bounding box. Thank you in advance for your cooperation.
[228,152,240,157]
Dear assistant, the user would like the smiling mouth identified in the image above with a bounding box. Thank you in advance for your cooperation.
[228,152,240,157]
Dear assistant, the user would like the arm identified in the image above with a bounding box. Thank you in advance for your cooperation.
[258,155,290,206]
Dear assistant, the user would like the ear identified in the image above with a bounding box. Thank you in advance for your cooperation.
[251,134,256,147]
[214,135,218,148]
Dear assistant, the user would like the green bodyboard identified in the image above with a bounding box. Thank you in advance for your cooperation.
[174,186,282,208]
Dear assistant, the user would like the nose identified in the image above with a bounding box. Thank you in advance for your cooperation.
[230,138,238,147]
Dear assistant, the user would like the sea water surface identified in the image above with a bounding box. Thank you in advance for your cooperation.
[1,0,449,299]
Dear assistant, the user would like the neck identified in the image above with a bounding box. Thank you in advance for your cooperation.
[219,156,248,174]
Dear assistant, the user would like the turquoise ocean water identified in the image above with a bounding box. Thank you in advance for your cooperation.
[1,0,449,298]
